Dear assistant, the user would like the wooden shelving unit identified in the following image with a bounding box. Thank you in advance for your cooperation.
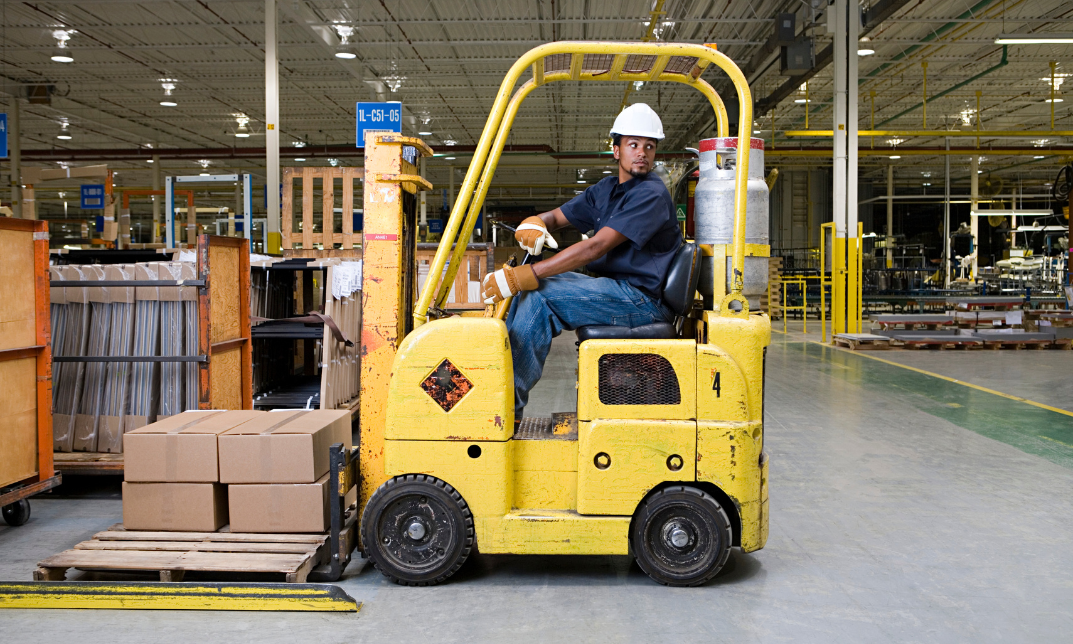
[50,235,252,475]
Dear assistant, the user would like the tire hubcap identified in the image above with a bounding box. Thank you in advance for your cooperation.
[406,519,427,541]
[664,521,694,550]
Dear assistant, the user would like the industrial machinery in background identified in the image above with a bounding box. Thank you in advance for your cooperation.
[349,41,769,588]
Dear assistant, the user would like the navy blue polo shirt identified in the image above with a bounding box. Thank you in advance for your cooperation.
[560,173,681,299]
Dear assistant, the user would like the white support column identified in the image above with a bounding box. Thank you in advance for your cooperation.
[970,155,979,278]
[943,137,951,288]
[165,175,175,249]
[243,173,253,247]
[886,164,894,268]
[419,155,427,227]
[831,0,849,333]
[152,154,161,243]
[847,0,860,331]
[9,98,20,218]
[265,0,281,252]
[832,0,847,241]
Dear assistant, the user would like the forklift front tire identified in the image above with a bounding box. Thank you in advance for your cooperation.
[360,474,474,586]
[630,486,733,587]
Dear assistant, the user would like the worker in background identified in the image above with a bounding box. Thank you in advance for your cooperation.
[481,103,682,420]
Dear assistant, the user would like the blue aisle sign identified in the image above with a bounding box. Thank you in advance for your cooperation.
[428,219,444,234]
[0,114,7,159]
[356,101,401,147]
[81,184,106,209]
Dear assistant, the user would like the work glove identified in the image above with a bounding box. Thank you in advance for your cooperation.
[482,264,539,305]
[515,216,559,255]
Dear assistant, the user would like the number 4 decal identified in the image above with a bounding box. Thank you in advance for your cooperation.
[712,372,721,397]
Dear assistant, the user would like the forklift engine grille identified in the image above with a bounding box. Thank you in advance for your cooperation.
[597,354,680,406]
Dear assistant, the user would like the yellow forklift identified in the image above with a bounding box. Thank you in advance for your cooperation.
[354,41,768,587]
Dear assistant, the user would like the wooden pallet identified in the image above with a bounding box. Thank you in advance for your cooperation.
[833,333,891,350]
[35,525,329,583]
[901,339,982,350]
[981,340,1055,350]
[53,452,124,475]
[761,257,783,319]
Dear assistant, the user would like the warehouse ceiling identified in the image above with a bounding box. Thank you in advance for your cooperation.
[1,0,1071,217]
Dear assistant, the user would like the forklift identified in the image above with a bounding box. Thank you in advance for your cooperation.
[353,41,769,587]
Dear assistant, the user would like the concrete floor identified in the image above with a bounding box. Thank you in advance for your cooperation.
[3,322,1073,642]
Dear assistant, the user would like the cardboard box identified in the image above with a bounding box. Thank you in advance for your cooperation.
[218,410,352,484]
[122,482,228,532]
[228,473,358,533]
[124,410,265,482]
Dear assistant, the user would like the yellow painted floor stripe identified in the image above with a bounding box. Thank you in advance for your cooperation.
[819,341,1073,419]
[0,582,360,612]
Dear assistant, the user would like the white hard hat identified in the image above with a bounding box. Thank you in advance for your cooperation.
[610,103,665,141]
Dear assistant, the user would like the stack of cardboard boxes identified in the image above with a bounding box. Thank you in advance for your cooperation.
[123,410,353,533]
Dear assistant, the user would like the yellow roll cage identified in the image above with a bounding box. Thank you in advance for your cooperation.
[413,41,755,327]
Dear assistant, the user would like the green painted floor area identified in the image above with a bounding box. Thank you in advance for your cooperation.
[793,341,1073,469]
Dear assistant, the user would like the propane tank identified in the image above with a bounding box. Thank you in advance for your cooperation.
[693,137,769,310]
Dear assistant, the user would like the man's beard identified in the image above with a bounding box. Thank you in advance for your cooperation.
[625,164,649,179]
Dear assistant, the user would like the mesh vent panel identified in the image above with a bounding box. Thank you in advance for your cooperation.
[598,354,680,406]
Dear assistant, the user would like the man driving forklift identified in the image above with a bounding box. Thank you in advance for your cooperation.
[481,103,683,420]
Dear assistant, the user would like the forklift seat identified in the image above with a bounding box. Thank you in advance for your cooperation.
[576,242,700,343]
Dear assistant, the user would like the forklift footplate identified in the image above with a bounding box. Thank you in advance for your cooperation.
[515,412,578,441]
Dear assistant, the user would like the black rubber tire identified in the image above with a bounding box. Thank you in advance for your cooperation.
[360,474,474,586]
[2,499,31,527]
[630,486,733,587]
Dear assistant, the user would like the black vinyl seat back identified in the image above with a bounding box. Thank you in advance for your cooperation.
[660,242,700,316]
[575,241,699,343]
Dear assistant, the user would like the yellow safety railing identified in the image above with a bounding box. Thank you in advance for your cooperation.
[782,276,809,334]
[413,41,755,327]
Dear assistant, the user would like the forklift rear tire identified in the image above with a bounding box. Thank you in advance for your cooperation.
[2,500,31,527]
[630,486,732,587]
[361,474,474,586]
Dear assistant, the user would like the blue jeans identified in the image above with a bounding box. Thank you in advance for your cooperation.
[505,272,673,417]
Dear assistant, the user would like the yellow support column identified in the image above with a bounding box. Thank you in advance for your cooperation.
[832,235,846,335]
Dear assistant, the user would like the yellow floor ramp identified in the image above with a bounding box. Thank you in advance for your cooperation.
[0,581,360,612]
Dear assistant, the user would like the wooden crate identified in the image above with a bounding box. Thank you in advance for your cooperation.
[0,218,56,492]
[281,167,362,253]
[35,526,330,583]
[415,243,494,310]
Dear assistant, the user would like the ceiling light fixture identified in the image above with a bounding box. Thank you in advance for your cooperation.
[1034,155,1045,159]
[235,114,250,138]
[995,33,1073,45]
[444,156,456,160]
[889,155,901,160]
[1044,97,1064,103]
[335,50,357,60]
[294,158,306,162]
[333,24,355,44]
[857,37,875,56]
[418,131,433,136]
[147,159,154,163]
[328,158,339,167]
[160,78,178,106]
[56,119,72,140]
[51,30,75,63]
[603,170,612,174]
